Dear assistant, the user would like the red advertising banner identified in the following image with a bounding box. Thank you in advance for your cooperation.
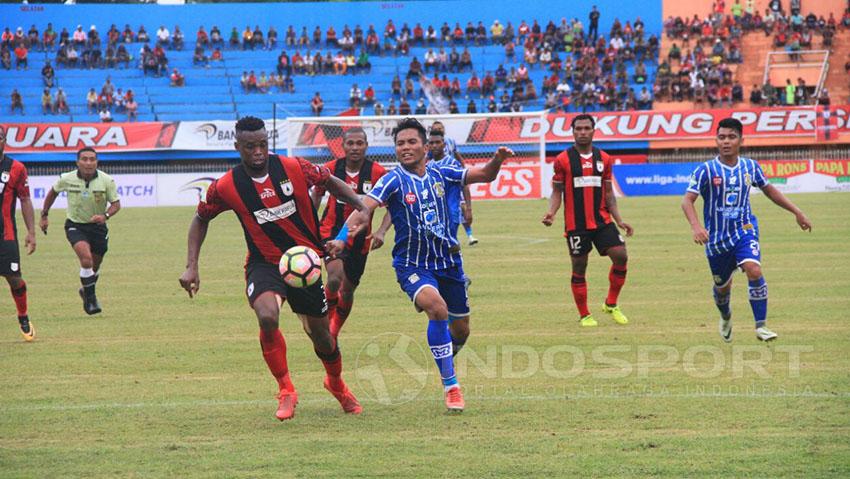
[466,158,541,200]
[513,106,850,143]
[1,122,174,152]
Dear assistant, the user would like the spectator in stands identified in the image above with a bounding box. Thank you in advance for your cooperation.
[407,56,422,79]
[362,84,375,105]
[41,88,54,114]
[228,27,240,48]
[356,49,371,73]
[277,51,290,76]
[399,98,411,115]
[170,68,185,87]
[638,87,652,109]
[257,72,269,93]
[137,25,149,43]
[116,44,130,68]
[208,26,222,47]
[349,83,361,106]
[817,88,830,106]
[784,79,795,105]
[311,92,324,115]
[732,81,744,103]
[172,25,184,51]
[750,84,763,104]
[345,51,357,74]
[156,25,170,48]
[43,23,57,50]
[14,43,27,70]
[373,100,384,116]
[41,61,55,88]
[10,89,23,114]
[193,43,208,66]
[99,106,112,123]
[459,47,472,71]
[404,77,415,98]
[241,26,254,50]
[54,88,69,114]
[268,26,278,49]
[86,88,98,113]
[125,94,138,121]
[333,51,347,75]
[282,74,295,93]
[252,26,264,50]
[387,99,397,115]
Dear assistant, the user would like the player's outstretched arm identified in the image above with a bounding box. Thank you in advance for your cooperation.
[324,175,367,212]
[326,196,380,257]
[179,215,210,298]
[19,196,36,255]
[761,184,812,232]
[464,146,515,184]
[603,181,633,236]
[39,187,59,235]
[682,191,709,244]
[542,182,563,226]
[371,209,393,250]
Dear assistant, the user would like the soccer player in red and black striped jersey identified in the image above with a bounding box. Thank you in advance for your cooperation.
[0,125,36,341]
[542,114,634,327]
[310,127,387,338]
[179,117,367,421]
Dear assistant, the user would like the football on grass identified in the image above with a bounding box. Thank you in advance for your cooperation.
[279,245,322,288]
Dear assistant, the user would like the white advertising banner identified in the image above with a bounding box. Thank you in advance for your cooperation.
[29,174,158,209]
[172,120,288,151]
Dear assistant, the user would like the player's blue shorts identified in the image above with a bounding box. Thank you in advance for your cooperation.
[707,234,761,287]
[395,265,470,320]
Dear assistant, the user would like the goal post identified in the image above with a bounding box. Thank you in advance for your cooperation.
[285,111,549,200]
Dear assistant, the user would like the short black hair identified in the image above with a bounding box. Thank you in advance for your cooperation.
[343,127,367,140]
[77,147,96,159]
[429,130,444,139]
[235,116,265,133]
[717,117,743,136]
[571,114,595,129]
[392,117,427,144]
[429,120,445,132]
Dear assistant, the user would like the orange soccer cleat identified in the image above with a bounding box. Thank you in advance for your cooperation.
[444,385,465,412]
[275,389,298,421]
[323,376,362,415]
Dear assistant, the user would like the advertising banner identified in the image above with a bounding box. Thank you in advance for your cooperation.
[3,123,175,153]
[29,174,158,209]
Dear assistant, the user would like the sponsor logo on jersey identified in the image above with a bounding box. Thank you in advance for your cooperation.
[407,273,420,284]
[253,200,296,224]
[712,176,722,186]
[0,172,9,183]
[433,182,445,198]
[260,188,276,199]
[405,192,417,204]
[362,181,372,194]
[582,161,592,169]
[573,176,602,188]
[596,160,604,173]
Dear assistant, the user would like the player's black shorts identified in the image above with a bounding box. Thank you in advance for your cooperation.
[65,220,109,256]
[0,240,21,275]
[327,248,369,287]
[245,261,328,317]
[566,222,625,257]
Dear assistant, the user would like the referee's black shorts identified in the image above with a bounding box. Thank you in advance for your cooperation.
[64,220,109,256]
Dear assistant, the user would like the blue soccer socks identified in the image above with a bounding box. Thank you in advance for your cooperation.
[748,277,768,327]
[427,319,457,388]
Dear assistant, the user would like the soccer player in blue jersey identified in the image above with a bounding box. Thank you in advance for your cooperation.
[429,121,477,245]
[333,118,513,412]
[682,118,812,342]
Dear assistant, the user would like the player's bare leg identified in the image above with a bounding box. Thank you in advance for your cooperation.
[740,261,775,341]
[569,254,595,326]
[416,287,464,411]
[449,316,469,357]
[333,275,358,338]
[602,245,629,325]
[299,313,362,414]
[72,241,101,315]
[4,274,33,341]
[254,292,297,420]
[714,276,734,342]
[324,258,343,336]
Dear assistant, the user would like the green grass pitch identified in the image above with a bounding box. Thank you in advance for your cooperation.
[1,193,848,477]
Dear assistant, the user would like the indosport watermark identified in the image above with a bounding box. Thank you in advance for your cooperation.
[353,334,816,405]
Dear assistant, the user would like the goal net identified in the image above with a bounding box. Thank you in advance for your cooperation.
[284,111,548,200]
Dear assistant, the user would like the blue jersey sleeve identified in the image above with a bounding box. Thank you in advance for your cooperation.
[686,164,707,194]
[367,170,399,204]
[437,163,467,184]
[752,161,768,188]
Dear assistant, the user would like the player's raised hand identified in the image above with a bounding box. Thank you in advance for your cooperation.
[796,212,812,232]
[179,268,200,298]
[371,232,385,250]
[494,146,515,162]
[25,231,36,255]
[541,211,555,226]
[618,221,634,237]
[691,225,710,245]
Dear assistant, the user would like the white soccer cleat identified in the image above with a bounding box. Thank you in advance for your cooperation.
[755,326,778,342]
[719,316,732,343]
[467,236,478,246]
